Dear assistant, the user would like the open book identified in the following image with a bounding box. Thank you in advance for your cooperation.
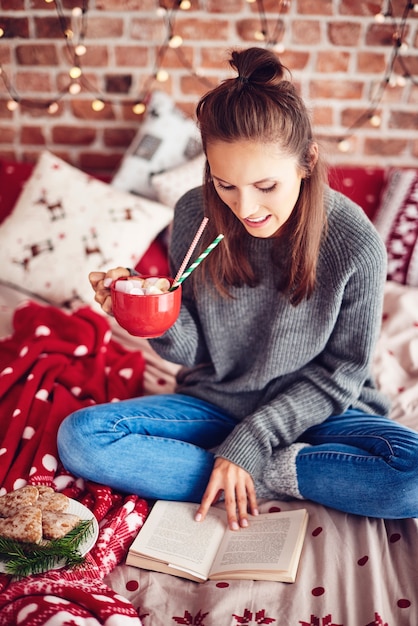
[126,500,308,583]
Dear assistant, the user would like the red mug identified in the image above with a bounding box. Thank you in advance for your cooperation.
[111,276,181,338]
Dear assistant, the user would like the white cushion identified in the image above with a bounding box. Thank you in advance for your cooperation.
[0,151,173,306]
[151,153,206,208]
[111,91,202,200]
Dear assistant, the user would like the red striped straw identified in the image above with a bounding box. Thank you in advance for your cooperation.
[172,216,209,287]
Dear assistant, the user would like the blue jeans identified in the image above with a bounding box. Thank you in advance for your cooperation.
[57,393,418,519]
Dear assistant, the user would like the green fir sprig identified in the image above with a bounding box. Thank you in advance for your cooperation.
[0,519,95,578]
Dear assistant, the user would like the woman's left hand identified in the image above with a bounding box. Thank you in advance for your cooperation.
[195,457,259,530]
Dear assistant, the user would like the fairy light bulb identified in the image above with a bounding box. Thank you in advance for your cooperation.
[75,44,87,56]
[92,99,105,111]
[69,82,81,95]
[338,139,351,153]
[254,30,266,41]
[374,12,385,23]
[0,27,4,38]
[168,34,183,48]
[7,99,18,111]
[369,114,381,127]
[156,68,169,82]
[179,0,191,8]
[69,66,82,79]
[133,102,146,115]
[48,102,59,114]
[273,42,285,53]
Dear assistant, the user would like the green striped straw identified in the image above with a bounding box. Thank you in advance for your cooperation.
[170,234,224,290]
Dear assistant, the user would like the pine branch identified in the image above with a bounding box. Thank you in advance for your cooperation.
[0,519,95,578]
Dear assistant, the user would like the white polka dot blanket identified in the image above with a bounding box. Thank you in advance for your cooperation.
[0,300,149,624]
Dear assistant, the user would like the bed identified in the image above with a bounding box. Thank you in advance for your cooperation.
[0,143,418,625]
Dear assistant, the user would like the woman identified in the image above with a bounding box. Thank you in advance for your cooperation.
[57,47,418,530]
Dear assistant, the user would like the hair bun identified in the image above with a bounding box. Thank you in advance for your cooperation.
[230,47,286,87]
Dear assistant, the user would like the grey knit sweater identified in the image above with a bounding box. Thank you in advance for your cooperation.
[150,185,390,479]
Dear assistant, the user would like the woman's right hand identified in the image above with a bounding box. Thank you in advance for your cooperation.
[89,267,131,315]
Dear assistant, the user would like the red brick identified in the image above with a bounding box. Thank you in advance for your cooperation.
[316,50,350,72]
[115,46,149,68]
[34,17,65,39]
[312,106,334,126]
[15,71,52,93]
[310,80,364,100]
[327,22,362,46]
[206,0,245,12]
[0,17,29,38]
[280,51,310,71]
[0,126,15,142]
[339,0,377,16]
[291,20,321,45]
[16,44,58,66]
[1,0,24,8]
[97,0,155,9]
[389,110,418,130]
[83,17,124,39]
[130,18,165,42]
[180,74,214,97]
[105,74,132,94]
[248,0,290,13]
[157,46,195,70]
[103,127,137,148]
[176,18,229,41]
[200,47,232,69]
[364,137,408,156]
[0,47,11,64]
[52,125,97,145]
[393,56,418,78]
[20,125,46,145]
[296,0,333,15]
[357,52,387,73]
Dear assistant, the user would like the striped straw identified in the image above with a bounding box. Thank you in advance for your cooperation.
[172,216,209,287]
[170,234,224,290]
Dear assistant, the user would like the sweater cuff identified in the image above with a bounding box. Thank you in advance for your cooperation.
[215,423,267,478]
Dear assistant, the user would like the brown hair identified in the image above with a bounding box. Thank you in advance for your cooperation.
[195,47,327,305]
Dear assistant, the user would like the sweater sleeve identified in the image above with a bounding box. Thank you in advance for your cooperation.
[215,209,389,478]
[149,188,210,366]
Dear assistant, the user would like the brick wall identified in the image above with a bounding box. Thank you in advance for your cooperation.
[0,0,417,174]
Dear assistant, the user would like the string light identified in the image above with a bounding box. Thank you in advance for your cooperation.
[0,0,416,143]
[337,0,415,152]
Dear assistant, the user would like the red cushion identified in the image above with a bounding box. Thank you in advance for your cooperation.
[328,166,385,220]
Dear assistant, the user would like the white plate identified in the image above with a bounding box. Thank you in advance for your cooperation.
[66,498,99,556]
[0,498,99,573]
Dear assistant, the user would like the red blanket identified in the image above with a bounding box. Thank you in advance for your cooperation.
[0,301,149,624]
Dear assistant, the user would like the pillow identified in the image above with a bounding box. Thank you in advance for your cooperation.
[0,160,34,224]
[373,168,418,287]
[0,151,173,307]
[111,90,202,200]
[151,153,206,208]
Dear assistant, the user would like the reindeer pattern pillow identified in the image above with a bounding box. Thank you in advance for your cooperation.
[0,151,173,307]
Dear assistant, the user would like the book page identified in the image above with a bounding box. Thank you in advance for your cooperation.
[129,501,227,579]
[210,509,307,577]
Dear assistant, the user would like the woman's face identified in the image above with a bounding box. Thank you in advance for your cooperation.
[207,140,304,238]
